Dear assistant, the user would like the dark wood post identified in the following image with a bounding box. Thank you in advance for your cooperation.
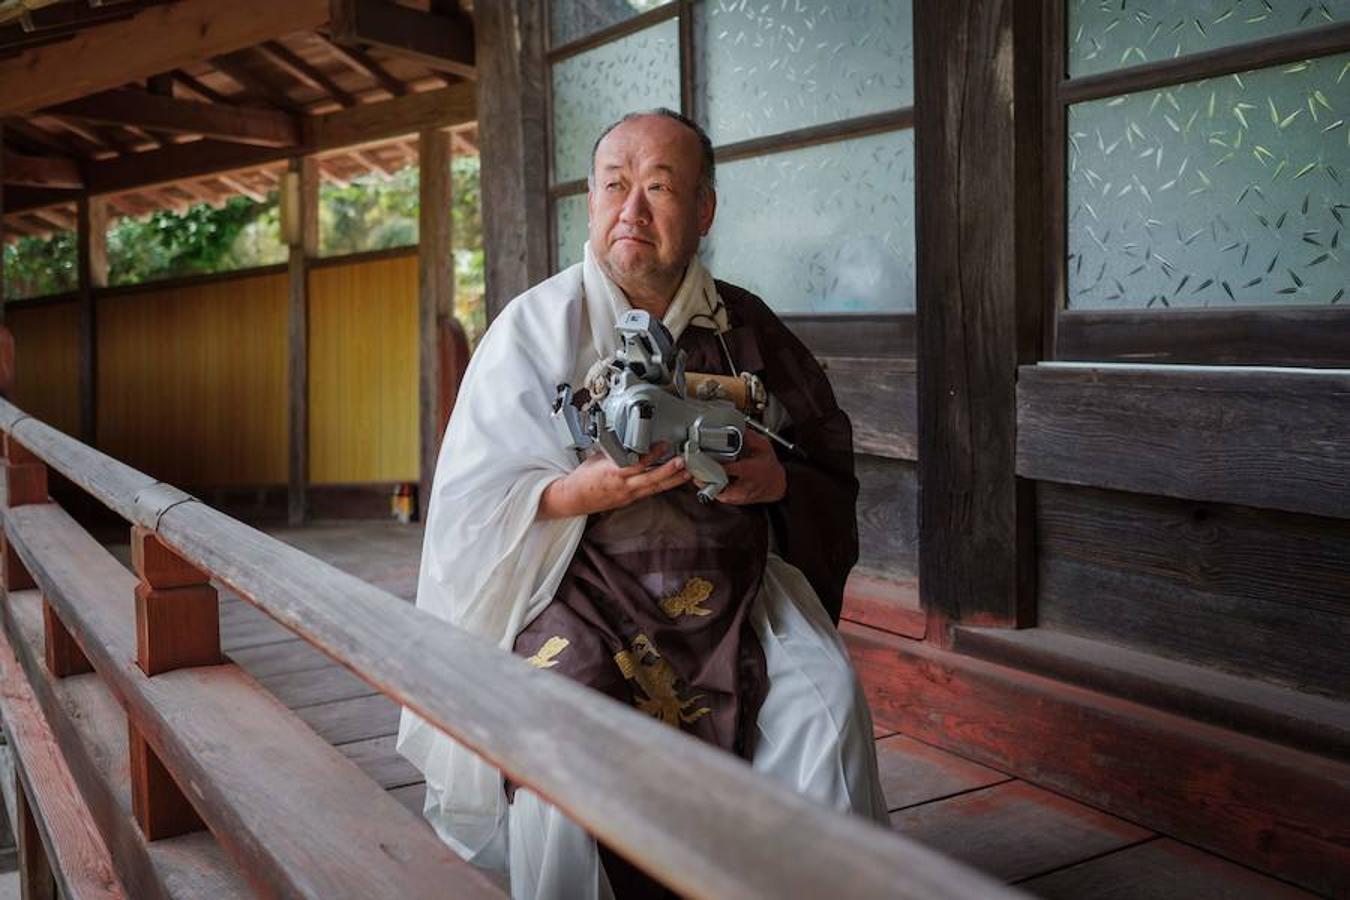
[418,127,453,517]
[1,433,44,593]
[76,195,107,446]
[128,527,216,840]
[475,0,549,323]
[14,776,56,900]
[914,0,1046,634]
[287,156,319,526]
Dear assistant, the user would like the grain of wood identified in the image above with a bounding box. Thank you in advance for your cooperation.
[890,781,1151,884]
[0,626,126,899]
[876,734,1009,812]
[3,590,250,899]
[1019,838,1319,898]
[1017,364,1350,520]
[4,503,500,898]
[845,621,1350,897]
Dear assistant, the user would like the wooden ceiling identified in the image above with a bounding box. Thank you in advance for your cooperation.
[1,0,477,242]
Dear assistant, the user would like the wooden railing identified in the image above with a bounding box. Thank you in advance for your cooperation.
[0,397,1023,899]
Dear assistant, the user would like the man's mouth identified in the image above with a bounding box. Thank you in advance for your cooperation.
[613,235,654,246]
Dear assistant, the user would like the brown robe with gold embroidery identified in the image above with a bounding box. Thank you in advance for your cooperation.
[512,282,858,897]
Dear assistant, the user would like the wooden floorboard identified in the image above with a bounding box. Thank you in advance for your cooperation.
[293,693,401,746]
[338,735,423,789]
[226,637,335,680]
[255,663,377,710]
[889,781,1153,884]
[1019,838,1320,899]
[876,734,1010,811]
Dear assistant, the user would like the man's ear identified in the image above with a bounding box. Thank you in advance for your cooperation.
[697,189,717,237]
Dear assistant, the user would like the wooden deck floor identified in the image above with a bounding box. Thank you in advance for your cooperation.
[210,522,1312,898]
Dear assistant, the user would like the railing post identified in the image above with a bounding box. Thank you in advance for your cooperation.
[1,434,45,593]
[14,772,57,900]
[127,526,218,840]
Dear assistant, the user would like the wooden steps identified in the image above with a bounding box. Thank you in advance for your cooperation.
[953,625,1350,760]
[844,620,1350,897]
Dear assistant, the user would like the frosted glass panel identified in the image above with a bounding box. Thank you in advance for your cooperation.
[1067,53,1350,309]
[1069,0,1348,78]
[702,130,914,313]
[555,193,589,272]
[698,0,913,146]
[551,19,680,184]
[551,1,671,49]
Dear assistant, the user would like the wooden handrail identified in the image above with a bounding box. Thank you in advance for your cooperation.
[0,397,1023,899]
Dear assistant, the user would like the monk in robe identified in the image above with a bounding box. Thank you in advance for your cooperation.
[398,108,887,900]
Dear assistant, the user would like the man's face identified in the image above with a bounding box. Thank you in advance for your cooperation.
[588,115,716,301]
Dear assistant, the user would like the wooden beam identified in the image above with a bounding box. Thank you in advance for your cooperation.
[287,157,318,526]
[0,151,81,190]
[256,40,357,108]
[475,0,547,322]
[209,52,305,113]
[318,35,408,96]
[167,70,233,106]
[43,89,299,148]
[330,0,475,78]
[0,0,329,116]
[914,0,1045,630]
[68,85,474,202]
[213,173,265,203]
[418,127,452,518]
[1017,364,1350,521]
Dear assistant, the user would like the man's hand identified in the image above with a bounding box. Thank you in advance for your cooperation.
[538,444,691,519]
[717,430,787,505]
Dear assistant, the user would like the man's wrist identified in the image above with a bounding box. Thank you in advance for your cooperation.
[538,475,574,520]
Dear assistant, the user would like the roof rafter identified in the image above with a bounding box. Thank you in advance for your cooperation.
[256,40,357,108]
[1,149,82,189]
[43,89,299,148]
[329,0,475,80]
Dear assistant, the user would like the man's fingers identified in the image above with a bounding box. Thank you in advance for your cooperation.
[626,456,685,492]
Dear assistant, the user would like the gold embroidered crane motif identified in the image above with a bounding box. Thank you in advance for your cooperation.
[526,636,570,669]
[659,576,714,618]
[614,634,710,726]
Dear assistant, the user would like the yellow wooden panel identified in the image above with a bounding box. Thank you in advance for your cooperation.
[7,302,80,437]
[96,273,289,487]
[308,254,419,484]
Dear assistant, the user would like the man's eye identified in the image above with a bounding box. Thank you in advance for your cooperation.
[649,183,668,192]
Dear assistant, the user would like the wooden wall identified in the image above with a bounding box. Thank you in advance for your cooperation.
[6,301,81,437]
[96,272,289,487]
[307,253,419,485]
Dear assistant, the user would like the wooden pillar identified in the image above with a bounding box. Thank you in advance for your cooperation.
[475,0,549,323]
[417,128,454,517]
[128,527,215,840]
[913,0,1046,633]
[75,195,107,446]
[1,124,6,327]
[286,156,318,526]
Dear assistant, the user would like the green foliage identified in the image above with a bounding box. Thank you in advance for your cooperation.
[3,231,77,299]
[106,195,285,286]
[3,154,485,343]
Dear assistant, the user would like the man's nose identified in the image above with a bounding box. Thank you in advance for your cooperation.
[619,187,650,224]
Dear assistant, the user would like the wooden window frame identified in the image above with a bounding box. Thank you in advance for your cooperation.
[1045,9,1350,367]
[542,0,916,359]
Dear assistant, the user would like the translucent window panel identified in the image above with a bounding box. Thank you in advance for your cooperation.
[1068,0,1349,78]
[697,0,913,146]
[551,0,671,49]
[1067,53,1350,309]
[701,130,915,314]
[555,192,590,272]
[551,19,680,185]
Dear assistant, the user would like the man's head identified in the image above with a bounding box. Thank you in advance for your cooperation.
[587,109,717,310]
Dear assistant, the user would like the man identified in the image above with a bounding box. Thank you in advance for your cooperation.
[398,109,886,899]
